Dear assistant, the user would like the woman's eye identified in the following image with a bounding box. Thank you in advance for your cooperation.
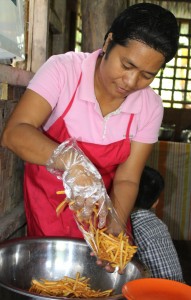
[121,63,131,70]
[142,73,154,80]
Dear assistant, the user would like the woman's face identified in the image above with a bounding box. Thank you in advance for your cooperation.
[96,39,165,99]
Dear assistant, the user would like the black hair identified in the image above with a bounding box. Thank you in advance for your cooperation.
[135,166,165,209]
[104,3,179,65]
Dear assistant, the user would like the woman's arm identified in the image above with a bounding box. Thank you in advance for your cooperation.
[1,89,58,165]
[110,141,154,226]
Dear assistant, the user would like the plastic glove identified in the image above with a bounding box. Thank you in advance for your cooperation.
[46,138,109,228]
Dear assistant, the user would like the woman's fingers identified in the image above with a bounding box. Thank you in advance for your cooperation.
[90,251,95,256]
[97,196,108,228]
[90,251,125,274]
[96,259,108,268]
[97,260,121,274]
[105,264,116,273]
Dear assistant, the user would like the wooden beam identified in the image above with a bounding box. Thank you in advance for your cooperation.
[0,64,34,87]
[49,8,62,34]
[27,0,50,73]
[81,0,126,52]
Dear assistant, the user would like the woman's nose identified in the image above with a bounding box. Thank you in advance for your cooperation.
[123,71,139,90]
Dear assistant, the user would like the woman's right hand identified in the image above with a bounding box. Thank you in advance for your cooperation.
[47,138,109,228]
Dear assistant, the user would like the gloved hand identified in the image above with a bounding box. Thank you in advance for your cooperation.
[46,138,109,228]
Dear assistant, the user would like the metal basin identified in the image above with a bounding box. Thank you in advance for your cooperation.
[0,237,150,300]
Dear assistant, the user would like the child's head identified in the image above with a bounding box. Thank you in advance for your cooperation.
[135,166,165,209]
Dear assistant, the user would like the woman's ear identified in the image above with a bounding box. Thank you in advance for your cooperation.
[103,32,113,52]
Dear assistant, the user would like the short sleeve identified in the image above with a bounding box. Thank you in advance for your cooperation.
[131,88,164,144]
[27,55,67,109]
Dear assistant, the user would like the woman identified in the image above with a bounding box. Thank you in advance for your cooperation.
[1,4,179,244]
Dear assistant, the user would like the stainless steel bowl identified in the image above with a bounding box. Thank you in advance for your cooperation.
[0,237,150,300]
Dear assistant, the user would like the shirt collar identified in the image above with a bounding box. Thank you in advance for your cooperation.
[120,90,143,114]
[79,49,101,103]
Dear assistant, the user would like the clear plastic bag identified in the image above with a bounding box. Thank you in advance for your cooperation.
[47,138,137,271]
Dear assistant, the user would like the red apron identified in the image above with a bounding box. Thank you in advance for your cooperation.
[24,74,134,238]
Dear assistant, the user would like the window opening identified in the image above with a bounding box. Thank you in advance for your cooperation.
[151,19,191,109]
[75,0,82,52]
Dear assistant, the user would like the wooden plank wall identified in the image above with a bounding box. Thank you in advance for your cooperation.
[0,0,68,240]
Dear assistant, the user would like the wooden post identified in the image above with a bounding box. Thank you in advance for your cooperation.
[81,0,127,52]
[27,0,50,72]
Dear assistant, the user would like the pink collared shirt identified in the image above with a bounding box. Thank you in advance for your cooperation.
[28,50,163,145]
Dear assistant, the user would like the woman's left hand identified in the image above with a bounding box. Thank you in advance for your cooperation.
[90,251,125,274]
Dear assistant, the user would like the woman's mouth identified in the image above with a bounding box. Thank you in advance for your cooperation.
[117,86,131,95]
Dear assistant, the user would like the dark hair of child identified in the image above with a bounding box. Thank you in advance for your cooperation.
[135,166,165,209]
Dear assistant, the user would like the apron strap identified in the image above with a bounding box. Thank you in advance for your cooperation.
[62,72,82,119]
[126,114,134,136]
